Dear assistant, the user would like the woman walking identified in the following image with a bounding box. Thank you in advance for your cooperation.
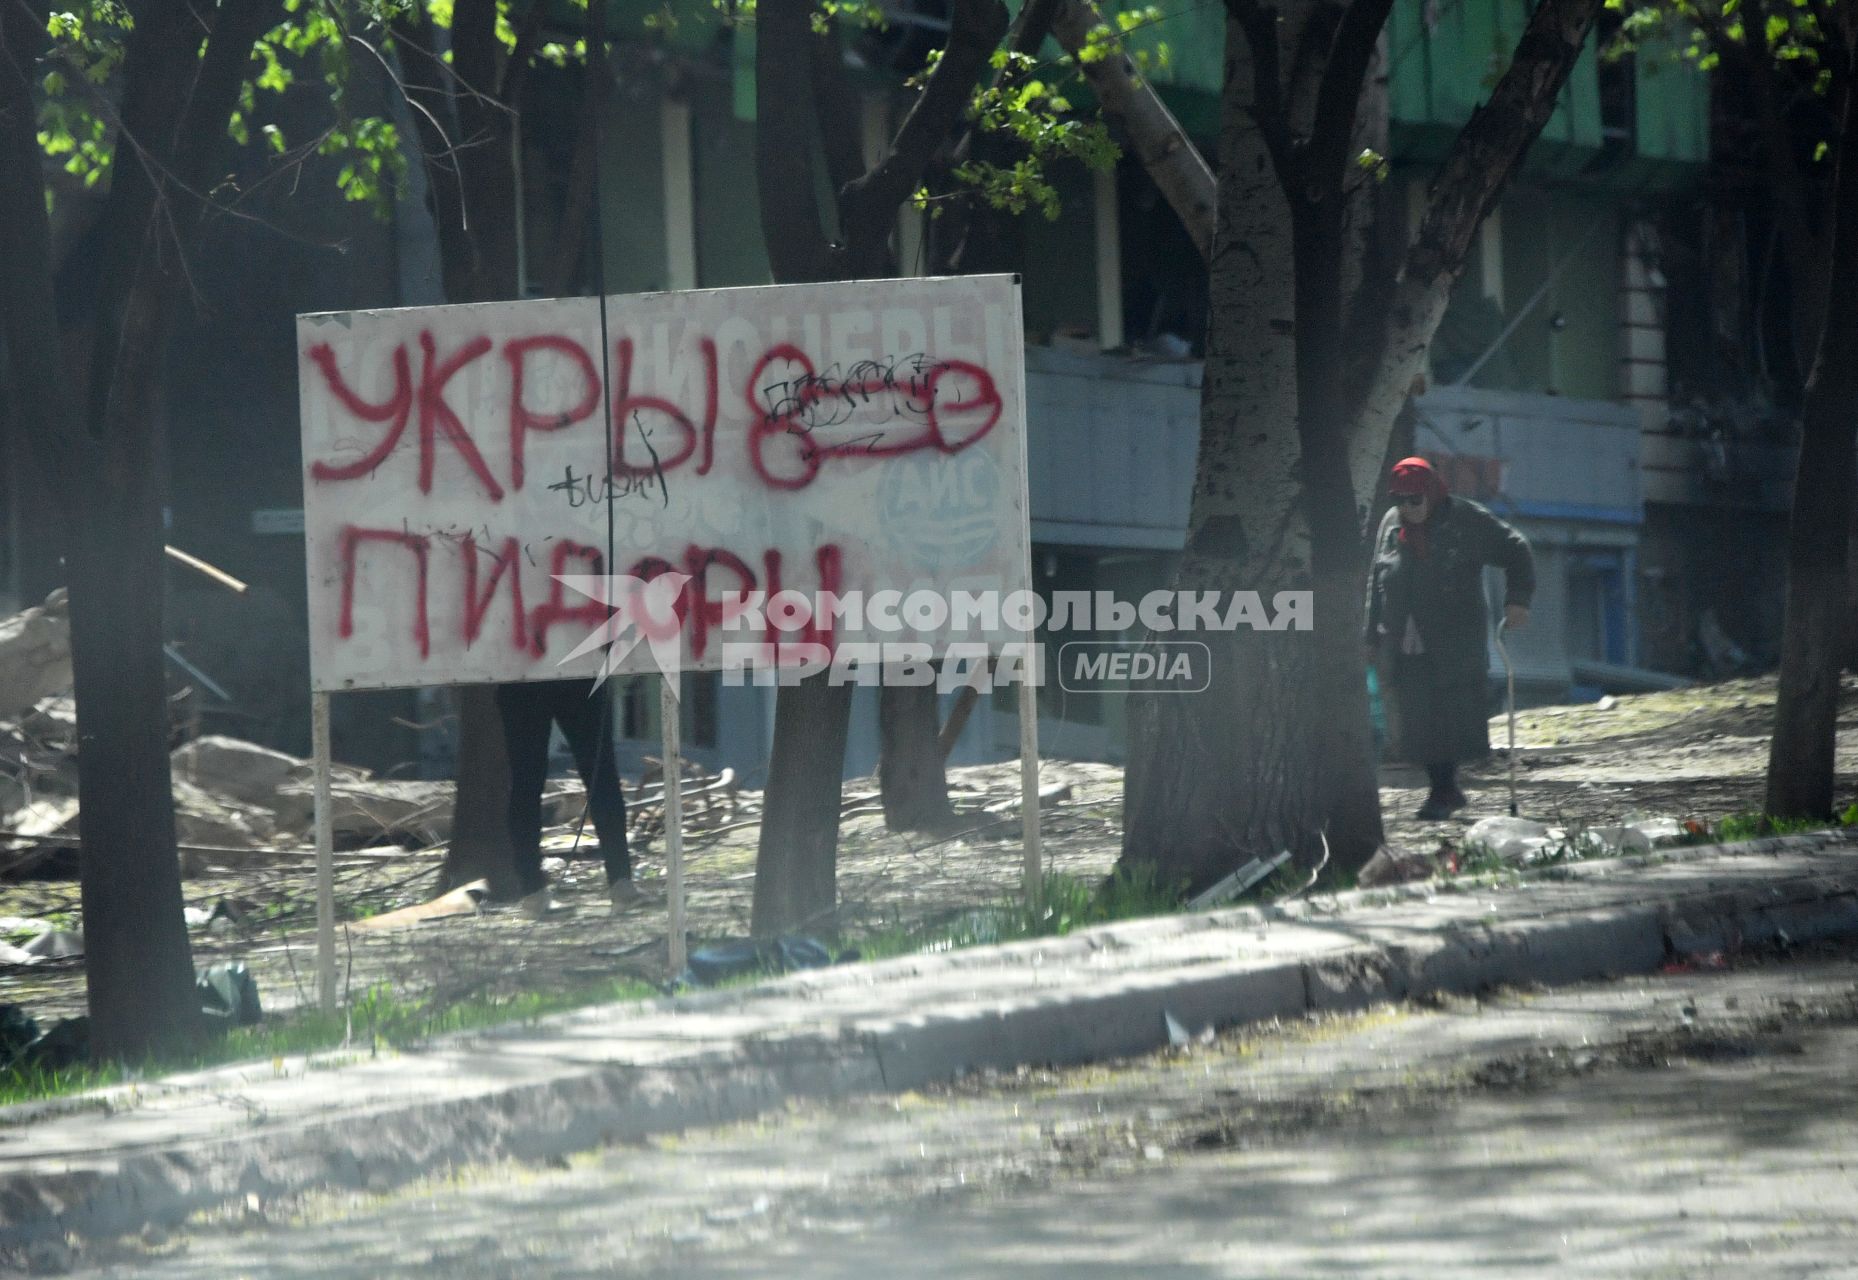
[1364,457,1535,820]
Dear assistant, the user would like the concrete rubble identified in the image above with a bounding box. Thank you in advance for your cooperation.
[4,716,735,875]
[2,711,476,865]
[0,592,70,727]
[0,584,746,873]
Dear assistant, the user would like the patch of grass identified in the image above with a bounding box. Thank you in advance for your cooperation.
[1455,840,1508,876]
[340,978,655,1055]
[1711,810,1847,843]
[0,974,661,1108]
[0,1060,125,1108]
[852,866,1183,963]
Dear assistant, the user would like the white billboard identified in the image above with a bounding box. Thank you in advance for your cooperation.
[297,276,1030,692]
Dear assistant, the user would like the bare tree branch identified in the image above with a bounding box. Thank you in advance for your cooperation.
[0,0,96,477]
[840,0,1010,271]
[452,0,506,140]
[84,0,284,440]
[1405,0,1603,287]
[754,0,835,282]
[810,24,868,205]
[172,0,285,192]
[344,27,469,168]
[1341,0,1604,493]
[1051,0,1216,262]
[375,7,516,125]
[1304,0,1396,198]
[499,0,550,112]
[545,0,607,296]
[390,3,489,297]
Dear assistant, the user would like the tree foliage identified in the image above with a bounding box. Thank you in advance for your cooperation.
[32,0,1174,230]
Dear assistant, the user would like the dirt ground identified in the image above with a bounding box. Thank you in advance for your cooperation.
[3,672,1856,1027]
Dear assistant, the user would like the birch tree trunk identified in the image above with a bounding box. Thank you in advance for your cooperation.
[1122,0,1603,887]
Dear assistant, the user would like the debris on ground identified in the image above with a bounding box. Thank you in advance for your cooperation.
[0,591,70,725]
[196,962,263,1026]
[677,934,837,988]
[624,759,746,848]
[172,735,315,806]
[1356,845,1442,887]
[0,671,1847,1051]
[1461,814,1691,865]
[1,961,264,1080]
[1187,850,1291,907]
[349,879,491,931]
[3,704,758,875]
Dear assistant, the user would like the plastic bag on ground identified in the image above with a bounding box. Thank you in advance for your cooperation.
[1463,816,1552,861]
[197,961,263,1027]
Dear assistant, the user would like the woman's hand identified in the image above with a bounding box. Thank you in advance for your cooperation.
[1503,603,1530,632]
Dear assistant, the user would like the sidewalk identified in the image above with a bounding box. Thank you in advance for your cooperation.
[3,830,1856,1247]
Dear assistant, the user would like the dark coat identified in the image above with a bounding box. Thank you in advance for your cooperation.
[1364,496,1535,765]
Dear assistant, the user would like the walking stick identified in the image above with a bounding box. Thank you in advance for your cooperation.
[1495,617,1518,817]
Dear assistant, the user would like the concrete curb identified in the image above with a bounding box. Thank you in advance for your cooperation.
[2,831,1855,1246]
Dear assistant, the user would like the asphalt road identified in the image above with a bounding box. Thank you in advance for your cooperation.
[61,943,1858,1279]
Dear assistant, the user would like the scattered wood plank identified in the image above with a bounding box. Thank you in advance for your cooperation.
[348,879,490,931]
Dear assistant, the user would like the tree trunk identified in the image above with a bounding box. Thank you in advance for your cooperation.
[393,2,528,893]
[748,0,1004,927]
[68,438,205,1057]
[878,684,955,830]
[748,0,851,934]
[2,0,281,1059]
[1123,0,1601,890]
[752,676,855,934]
[437,687,522,895]
[1120,12,1321,892]
[1307,559,1386,865]
[1766,418,1856,818]
[1766,79,1858,821]
[1842,497,1858,673]
[938,683,982,759]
